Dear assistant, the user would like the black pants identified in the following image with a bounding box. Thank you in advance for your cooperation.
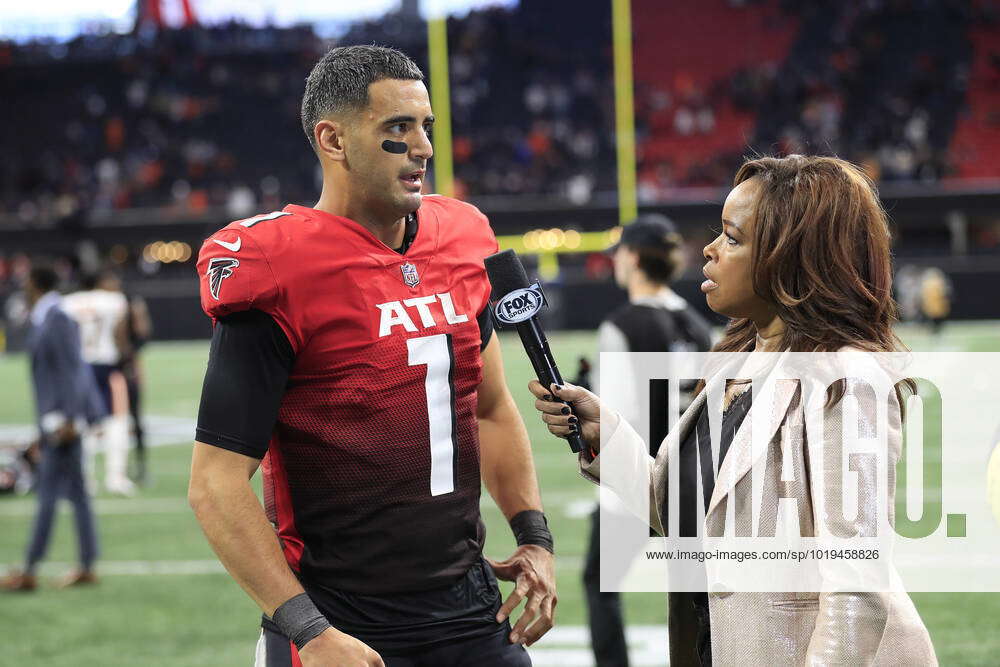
[259,558,530,666]
[25,438,98,573]
[583,507,629,667]
[258,622,529,667]
[126,370,145,458]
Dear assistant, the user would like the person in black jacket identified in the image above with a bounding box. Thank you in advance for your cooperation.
[584,214,712,666]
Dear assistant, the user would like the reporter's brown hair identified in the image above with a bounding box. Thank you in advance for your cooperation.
[712,154,905,355]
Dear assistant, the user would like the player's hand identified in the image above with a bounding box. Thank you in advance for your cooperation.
[297,628,385,667]
[527,380,601,452]
[487,545,557,647]
[54,421,79,446]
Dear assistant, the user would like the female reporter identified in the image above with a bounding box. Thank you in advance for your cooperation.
[528,155,936,666]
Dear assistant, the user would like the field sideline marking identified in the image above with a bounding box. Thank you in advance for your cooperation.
[6,559,671,667]
[31,559,226,576]
[0,497,189,516]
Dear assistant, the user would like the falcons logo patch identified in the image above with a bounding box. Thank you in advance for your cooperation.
[207,257,240,300]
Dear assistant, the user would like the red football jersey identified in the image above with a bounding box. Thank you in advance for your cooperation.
[196,196,498,594]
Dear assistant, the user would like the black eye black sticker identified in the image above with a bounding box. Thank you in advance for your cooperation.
[381,140,408,154]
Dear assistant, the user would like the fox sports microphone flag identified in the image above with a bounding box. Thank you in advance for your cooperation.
[484,249,584,453]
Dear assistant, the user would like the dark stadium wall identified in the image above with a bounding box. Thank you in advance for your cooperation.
[1,188,998,342]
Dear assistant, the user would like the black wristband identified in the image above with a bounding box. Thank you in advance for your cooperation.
[270,592,332,651]
[509,509,554,554]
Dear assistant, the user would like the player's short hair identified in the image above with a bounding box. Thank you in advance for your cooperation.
[28,262,59,293]
[301,45,424,152]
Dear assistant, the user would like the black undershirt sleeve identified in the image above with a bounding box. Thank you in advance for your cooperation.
[477,304,494,351]
[195,309,295,459]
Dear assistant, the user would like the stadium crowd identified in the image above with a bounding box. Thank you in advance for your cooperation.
[634,0,982,196]
[744,0,974,182]
[0,0,994,228]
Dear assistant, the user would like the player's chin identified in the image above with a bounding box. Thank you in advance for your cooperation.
[396,188,423,212]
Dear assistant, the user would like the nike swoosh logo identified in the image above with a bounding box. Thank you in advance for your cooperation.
[213,237,241,252]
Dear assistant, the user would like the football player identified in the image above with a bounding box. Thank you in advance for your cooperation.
[63,270,134,496]
[188,46,555,667]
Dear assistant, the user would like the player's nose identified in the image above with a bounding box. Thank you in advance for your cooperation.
[411,127,433,160]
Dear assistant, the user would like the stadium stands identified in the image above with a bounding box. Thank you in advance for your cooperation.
[950,2,1000,179]
[0,25,321,228]
[633,0,799,194]
[1,0,994,229]
[635,0,977,193]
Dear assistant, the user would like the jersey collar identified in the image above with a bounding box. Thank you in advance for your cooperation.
[282,203,438,261]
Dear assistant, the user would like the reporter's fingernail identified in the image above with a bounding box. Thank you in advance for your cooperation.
[561,406,570,415]
[543,394,552,401]
[496,613,506,622]
[510,633,520,643]
[554,384,563,391]
[569,416,578,424]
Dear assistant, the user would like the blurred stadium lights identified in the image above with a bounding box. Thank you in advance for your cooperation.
[502,229,618,255]
[496,226,618,279]
[141,241,192,264]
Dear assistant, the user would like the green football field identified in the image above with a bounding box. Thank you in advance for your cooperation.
[1,322,999,665]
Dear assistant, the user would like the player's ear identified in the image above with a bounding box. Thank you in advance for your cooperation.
[315,119,347,163]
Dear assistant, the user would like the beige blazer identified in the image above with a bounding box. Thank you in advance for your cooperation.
[579,351,937,666]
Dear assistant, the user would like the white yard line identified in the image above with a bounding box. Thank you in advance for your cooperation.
[15,557,671,665]
[528,626,669,666]
[19,559,667,665]
[0,497,189,516]
[29,560,226,576]
[0,414,198,448]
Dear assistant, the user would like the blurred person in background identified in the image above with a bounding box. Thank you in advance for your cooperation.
[584,214,712,667]
[119,288,154,485]
[919,267,952,336]
[63,270,135,496]
[1,262,101,592]
[528,155,937,666]
[894,265,922,324]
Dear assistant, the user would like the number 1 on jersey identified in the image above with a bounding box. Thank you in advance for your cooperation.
[407,334,456,496]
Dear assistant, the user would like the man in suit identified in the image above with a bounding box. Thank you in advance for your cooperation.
[1,263,101,591]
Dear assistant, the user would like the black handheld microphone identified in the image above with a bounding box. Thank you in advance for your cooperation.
[484,249,584,454]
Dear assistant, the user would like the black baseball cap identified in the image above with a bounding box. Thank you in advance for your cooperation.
[607,213,679,253]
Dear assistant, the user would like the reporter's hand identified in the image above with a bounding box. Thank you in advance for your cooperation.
[527,380,601,452]
[297,628,384,667]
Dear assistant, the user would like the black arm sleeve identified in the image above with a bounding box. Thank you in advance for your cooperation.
[195,309,295,459]
[477,304,494,350]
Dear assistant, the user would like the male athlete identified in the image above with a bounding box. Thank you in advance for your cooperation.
[188,46,556,666]
[63,271,135,496]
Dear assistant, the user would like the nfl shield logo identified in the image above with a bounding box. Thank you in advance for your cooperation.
[401,262,419,287]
